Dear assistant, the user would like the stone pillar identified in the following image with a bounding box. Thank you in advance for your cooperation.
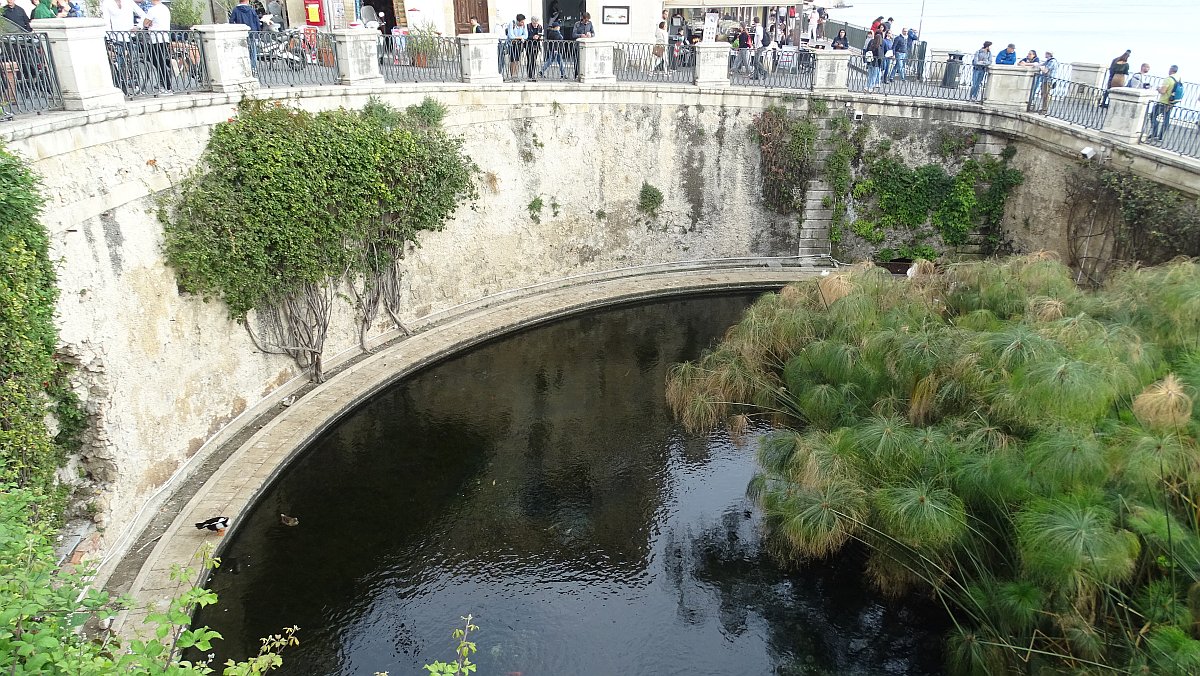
[332,28,384,85]
[457,33,502,84]
[692,42,729,88]
[1102,87,1158,143]
[810,49,850,94]
[30,18,124,110]
[1069,62,1106,89]
[577,39,615,83]
[983,64,1036,112]
[193,24,258,93]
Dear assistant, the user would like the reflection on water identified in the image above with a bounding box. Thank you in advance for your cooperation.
[193,294,948,675]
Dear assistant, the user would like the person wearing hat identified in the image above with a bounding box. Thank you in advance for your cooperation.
[539,18,567,78]
[970,40,993,100]
[996,43,1017,65]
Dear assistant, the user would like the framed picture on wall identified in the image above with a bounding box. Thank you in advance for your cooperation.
[601,6,629,24]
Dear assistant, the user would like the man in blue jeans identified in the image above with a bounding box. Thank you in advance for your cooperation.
[970,41,992,100]
[891,29,908,81]
[1150,65,1180,142]
[229,0,261,72]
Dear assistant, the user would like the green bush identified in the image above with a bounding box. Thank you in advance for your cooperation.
[638,182,664,217]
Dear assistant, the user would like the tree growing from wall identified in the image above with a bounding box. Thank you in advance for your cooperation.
[161,98,477,381]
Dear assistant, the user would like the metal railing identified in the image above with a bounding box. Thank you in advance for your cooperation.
[497,39,578,82]
[379,35,460,83]
[0,32,62,118]
[848,55,984,102]
[730,47,813,90]
[249,29,337,87]
[1141,101,1200,159]
[105,31,209,98]
[614,42,690,84]
[1028,75,1106,129]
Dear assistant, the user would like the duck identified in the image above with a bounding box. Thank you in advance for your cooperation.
[279,513,299,527]
[194,516,229,535]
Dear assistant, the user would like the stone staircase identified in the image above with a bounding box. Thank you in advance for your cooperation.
[797,126,835,260]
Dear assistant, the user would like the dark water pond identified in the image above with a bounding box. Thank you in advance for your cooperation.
[193,293,948,675]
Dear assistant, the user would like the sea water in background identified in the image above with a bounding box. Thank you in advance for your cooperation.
[828,0,1197,90]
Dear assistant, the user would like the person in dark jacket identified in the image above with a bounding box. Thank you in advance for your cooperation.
[830,28,848,50]
[229,0,261,71]
[892,30,908,81]
[995,43,1017,65]
[2,0,31,31]
[539,18,566,77]
[1100,50,1131,107]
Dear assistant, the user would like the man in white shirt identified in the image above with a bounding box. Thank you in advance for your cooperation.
[101,0,145,34]
[142,0,172,92]
[1127,63,1152,90]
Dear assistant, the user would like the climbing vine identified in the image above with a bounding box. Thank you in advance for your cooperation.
[751,105,819,213]
[0,143,85,522]
[162,98,477,381]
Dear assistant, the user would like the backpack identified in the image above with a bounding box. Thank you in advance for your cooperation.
[1170,77,1184,103]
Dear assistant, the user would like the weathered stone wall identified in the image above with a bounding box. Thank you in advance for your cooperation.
[5,84,1198,576]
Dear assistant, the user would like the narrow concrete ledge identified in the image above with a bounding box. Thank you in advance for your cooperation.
[114,261,822,636]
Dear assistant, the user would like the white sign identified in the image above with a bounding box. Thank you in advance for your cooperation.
[702,12,718,42]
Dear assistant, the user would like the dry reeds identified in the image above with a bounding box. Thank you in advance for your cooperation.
[1132,374,1193,430]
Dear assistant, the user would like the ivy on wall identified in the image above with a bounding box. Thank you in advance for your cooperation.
[0,144,84,523]
[162,97,477,381]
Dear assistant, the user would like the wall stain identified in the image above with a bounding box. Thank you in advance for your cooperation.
[98,210,124,273]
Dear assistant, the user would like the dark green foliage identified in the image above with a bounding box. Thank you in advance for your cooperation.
[0,144,84,521]
[752,107,819,212]
[637,182,664,216]
[163,97,476,322]
[668,256,1200,674]
[1097,167,1200,264]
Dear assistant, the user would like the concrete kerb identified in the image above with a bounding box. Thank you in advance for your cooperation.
[114,261,823,637]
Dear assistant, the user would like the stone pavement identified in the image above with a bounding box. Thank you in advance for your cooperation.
[116,262,822,636]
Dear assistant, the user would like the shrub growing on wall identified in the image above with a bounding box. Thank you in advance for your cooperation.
[0,144,83,521]
[161,98,477,381]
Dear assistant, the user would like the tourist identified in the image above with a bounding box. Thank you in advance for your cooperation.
[653,20,668,73]
[830,28,848,50]
[526,16,542,79]
[1100,50,1131,107]
[30,0,54,19]
[1127,62,1151,89]
[892,28,908,81]
[468,16,482,33]
[264,0,284,27]
[142,0,172,92]
[865,31,883,90]
[1036,50,1058,113]
[880,30,893,83]
[539,18,566,78]
[996,43,1017,65]
[3,0,31,31]
[229,0,260,69]
[816,9,825,39]
[870,16,883,33]
[753,18,775,80]
[1017,49,1039,67]
[1150,65,1181,143]
[572,11,593,38]
[969,41,992,101]
[732,23,752,74]
[807,5,818,41]
[504,13,526,79]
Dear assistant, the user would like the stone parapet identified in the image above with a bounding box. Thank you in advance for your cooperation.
[984,64,1037,112]
[811,49,851,94]
[1103,87,1158,144]
[458,33,502,84]
[692,42,729,88]
[332,28,385,86]
[30,18,124,111]
[194,24,258,93]
[577,39,616,83]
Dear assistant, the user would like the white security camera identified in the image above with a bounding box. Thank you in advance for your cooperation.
[1080,146,1096,160]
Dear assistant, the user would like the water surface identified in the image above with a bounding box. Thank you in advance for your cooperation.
[194,293,947,675]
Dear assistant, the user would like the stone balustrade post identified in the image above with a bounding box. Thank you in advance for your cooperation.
[692,42,729,88]
[332,28,384,85]
[1069,62,1106,89]
[457,33,502,84]
[577,39,615,83]
[983,64,1036,112]
[193,24,258,93]
[30,18,124,110]
[810,49,850,94]
[1102,87,1158,144]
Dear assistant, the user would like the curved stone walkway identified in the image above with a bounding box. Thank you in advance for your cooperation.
[116,263,820,635]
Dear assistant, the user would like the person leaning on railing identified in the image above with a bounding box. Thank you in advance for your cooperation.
[969,41,992,101]
[1149,65,1181,143]
[830,28,848,50]
[1035,50,1058,113]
